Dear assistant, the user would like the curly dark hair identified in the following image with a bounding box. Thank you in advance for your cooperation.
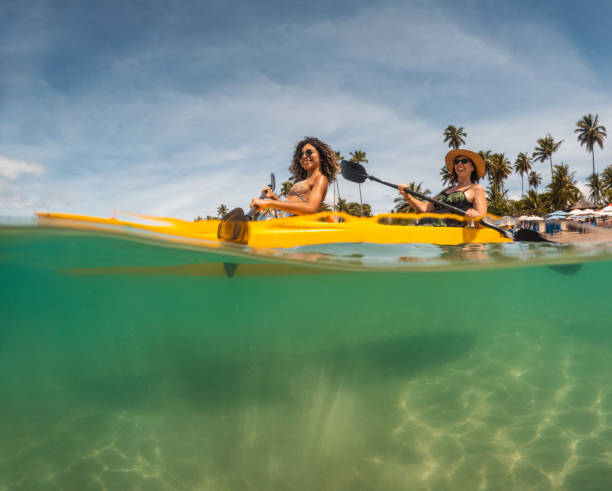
[452,159,480,184]
[289,137,339,183]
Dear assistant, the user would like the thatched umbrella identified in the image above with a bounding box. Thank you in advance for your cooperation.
[571,197,595,210]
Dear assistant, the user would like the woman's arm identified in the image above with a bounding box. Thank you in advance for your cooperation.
[250,175,328,215]
[398,184,435,213]
[465,185,487,219]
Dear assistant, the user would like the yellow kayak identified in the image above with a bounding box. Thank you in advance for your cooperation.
[36,211,513,247]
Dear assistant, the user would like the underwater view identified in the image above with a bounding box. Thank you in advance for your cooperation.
[2,221,612,490]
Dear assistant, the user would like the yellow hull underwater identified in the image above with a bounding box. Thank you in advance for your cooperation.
[36,211,513,248]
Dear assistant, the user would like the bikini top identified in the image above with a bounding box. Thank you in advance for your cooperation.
[287,180,310,202]
[434,185,475,212]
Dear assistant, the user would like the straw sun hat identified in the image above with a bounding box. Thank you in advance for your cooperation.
[445,149,486,179]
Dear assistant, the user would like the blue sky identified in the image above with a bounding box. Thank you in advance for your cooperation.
[1,0,611,218]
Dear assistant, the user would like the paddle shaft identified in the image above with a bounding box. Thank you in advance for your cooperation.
[246,190,268,218]
[246,173,276,218]
[367,175,513,239]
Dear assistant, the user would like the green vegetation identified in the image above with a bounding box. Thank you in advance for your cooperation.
[528,171,542,192]
[439,165,454,186]
[603,166,612,203]
[216,204,229,218]
[393,182,431,213]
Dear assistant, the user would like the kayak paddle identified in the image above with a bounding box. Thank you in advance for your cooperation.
[217,173,276,245]
[340,160,549,242]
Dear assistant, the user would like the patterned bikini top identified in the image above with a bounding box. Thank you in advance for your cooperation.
[434,185,475,212]
[287,180,310,202]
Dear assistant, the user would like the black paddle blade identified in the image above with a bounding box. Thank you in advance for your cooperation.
[269,173,276,193]
[341,160,367,184]
[515,228,551,243]
[217,207,250,245]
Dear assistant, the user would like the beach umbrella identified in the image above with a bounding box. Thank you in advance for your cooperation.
[572,209,594,216]
[601,205,612,213]
[568,209,581,215]
[546,211,569,219]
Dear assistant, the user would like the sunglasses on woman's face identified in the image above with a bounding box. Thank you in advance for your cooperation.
[454,158,471,165]
[299,149,315,159]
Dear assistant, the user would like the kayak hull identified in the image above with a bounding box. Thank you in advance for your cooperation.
[36,211,513,247]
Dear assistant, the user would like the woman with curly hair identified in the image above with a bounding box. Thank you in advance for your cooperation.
[250,137,338,218]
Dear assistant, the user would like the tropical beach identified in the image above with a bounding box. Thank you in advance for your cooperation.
[3,1,612,490]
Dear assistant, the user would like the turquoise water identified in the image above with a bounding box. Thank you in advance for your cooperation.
[2,224,612,490]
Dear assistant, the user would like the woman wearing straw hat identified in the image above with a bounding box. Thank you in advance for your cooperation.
[398,149,487,225]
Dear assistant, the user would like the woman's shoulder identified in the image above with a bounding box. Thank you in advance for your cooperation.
[462,183,484,194]
[311,174,329,186]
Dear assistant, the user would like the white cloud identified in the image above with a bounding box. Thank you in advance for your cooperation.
[0,155,45,180]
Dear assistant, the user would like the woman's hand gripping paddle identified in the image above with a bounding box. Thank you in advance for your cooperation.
[247,173,276,219]
[340,160,549,242]
[217,173,276,245]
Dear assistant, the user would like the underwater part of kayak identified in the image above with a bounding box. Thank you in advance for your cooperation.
[36,211,513,247]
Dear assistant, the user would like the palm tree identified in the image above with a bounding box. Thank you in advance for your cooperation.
[318,202,332,212]
[393,182,431,212]
[523,189,550,215]
[334,198,350,213]
[528,171,542,191]
[586,173,604,207]
[333,151,345,209]
[547,164,581,211]
[602,165,612,195]
[439,166,454,186]
[349,150,368,216]
[514,152,532,197]
[575,113,607,175]
[488,153,512,193]
[279,181,293,198]
[217,204,229,218]
[443,125,467,149]
[533,134,563,180]
[349,150,367,163]
[479,150,492,180]
[346,201,372,217]
[486,187,510,216]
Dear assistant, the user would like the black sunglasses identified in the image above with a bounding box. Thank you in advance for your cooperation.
[299,149,315,159]
[454,158,471,165]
